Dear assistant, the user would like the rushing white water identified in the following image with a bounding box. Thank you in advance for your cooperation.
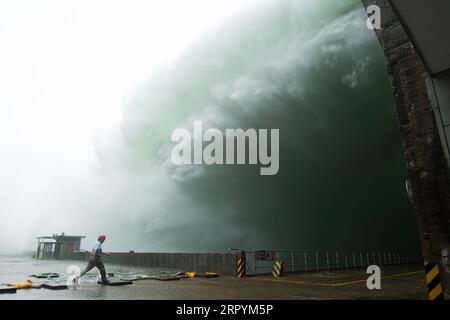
[0,0,420,253]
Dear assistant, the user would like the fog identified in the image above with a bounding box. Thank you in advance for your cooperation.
[0,0,420,254]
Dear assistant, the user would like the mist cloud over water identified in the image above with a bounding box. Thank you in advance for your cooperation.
[1,0,420,253]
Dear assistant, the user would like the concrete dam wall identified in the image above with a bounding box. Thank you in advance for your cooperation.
[65,251,237,275]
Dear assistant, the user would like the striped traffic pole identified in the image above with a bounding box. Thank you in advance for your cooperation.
[272,260,284,278]
[424,261,444,300]
[236,250,246,278]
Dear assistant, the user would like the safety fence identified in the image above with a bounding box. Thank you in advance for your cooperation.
[230,249,423,276]
[64,249,423,277]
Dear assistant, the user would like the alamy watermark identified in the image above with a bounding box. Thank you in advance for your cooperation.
[366,265,381,289]
[171,121,279,176]
[66,265,81,289]
[366,5,381,30]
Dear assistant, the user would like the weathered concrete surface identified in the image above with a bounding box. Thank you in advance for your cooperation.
[0,258,427,300]
[65,251,237,276]
[362,0,450,298]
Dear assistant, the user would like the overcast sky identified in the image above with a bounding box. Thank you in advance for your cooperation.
[0,0,264,252]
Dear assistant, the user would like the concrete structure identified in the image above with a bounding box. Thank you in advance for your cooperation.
[36,233,85,260]
[362,0,450,299]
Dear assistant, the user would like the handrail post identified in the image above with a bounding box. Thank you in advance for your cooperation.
[291,251,295,272]
[315,251,319,271]
[304,251,307,271]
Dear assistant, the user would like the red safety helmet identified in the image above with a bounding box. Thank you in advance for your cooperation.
[98,234,106,241]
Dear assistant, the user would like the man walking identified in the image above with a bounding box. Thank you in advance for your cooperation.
[80,234,111,284]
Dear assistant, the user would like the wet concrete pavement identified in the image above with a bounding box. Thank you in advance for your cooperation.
[0,256,428,300]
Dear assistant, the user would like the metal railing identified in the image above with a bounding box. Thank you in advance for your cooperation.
[241,249,423,275]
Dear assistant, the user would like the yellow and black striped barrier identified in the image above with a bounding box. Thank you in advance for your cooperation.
[236,257,246,278]
[272,260,284,278]
[424,261,444,300]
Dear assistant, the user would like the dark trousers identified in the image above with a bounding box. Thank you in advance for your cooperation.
[80,256,107,281]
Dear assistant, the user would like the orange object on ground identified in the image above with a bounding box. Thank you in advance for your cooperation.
[205,272,219,277]
[8,279,33,289]
[186,272,197,278]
